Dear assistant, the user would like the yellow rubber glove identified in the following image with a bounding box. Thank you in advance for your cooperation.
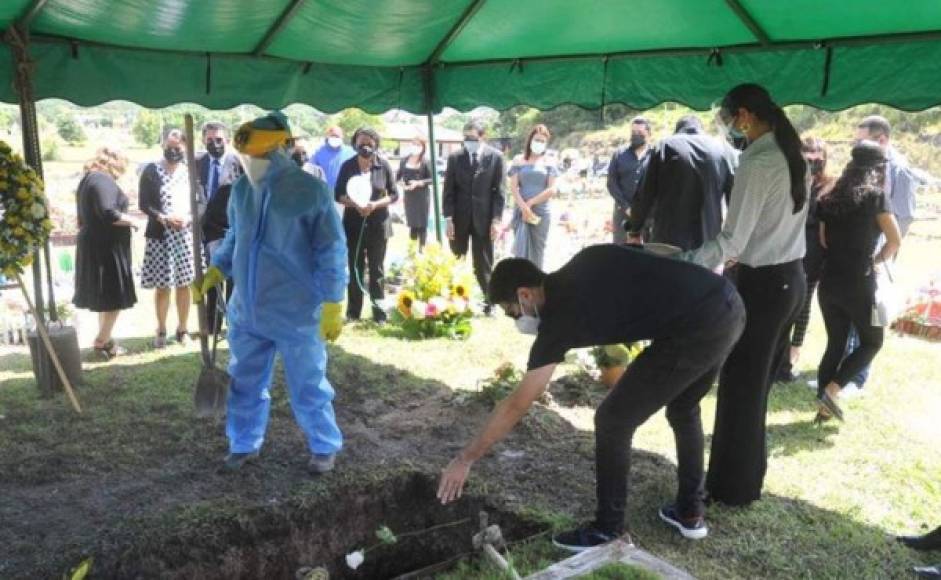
[191,266,225,303]
[320,302,344,342]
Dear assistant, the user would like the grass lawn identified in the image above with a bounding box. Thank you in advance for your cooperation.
[1,195,939,578]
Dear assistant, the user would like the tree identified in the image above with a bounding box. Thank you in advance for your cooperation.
[56,115,86,144]
[132,110,162,147]
[330,108,385,139]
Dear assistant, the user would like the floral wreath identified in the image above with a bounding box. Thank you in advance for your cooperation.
[0,140,52,278]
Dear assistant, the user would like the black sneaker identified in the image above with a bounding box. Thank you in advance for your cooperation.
[899,526,941,551]
[658,504,708,540]
[221,451,259,472]
[551,525,618,553]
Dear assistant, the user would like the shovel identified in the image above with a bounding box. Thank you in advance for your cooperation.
[185,114,230,417]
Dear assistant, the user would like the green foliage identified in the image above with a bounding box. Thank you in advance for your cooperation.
[375,525,397,545]
[41,137,61,162]
[132,110,162,147]
[330,108,385,140]
[473,362,526,407]
[0,106,16,132]
[56,116,86,144]
[578,562,662,580]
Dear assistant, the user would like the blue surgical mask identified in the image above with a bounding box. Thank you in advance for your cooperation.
[464,140,480,155]
[514,297,540,335]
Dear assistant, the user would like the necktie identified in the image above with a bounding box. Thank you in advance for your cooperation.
[471,152,478,169]
[208,159,220,201]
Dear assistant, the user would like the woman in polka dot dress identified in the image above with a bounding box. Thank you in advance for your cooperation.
[139,129,197,348]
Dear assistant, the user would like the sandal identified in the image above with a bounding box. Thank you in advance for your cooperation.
[153,331,168,349]
[94,340,126,360]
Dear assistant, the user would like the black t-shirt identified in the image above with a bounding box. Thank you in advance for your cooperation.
[527,244,734,370]
[818,189,891,280]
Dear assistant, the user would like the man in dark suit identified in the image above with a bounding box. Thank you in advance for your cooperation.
[195,121,242,332]
[442,121,506,310]
[627,115,737,251]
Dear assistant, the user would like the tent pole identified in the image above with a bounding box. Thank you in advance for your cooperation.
[7,24,56,392]
[425,111,442,243]
[422,66,443,243]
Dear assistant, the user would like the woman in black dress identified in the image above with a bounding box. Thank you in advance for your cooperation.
[396,134,432,249]
[73,147,142,358]
[814,141,901,421]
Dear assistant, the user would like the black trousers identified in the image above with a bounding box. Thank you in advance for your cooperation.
[817,274,884,392]
[409,226,427,249]
[449,227,493,300]
[707,259,806,506]
[594,289,746,534]
[345,221,387,321]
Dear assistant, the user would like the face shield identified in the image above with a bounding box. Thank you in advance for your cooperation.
[233,112,292,189]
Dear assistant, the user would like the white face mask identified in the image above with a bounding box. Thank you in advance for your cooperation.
[514,296,540,335]
[404,144,421,158]
[327,136,342,148]
[464,140,481,155]
[239,154,271,189]
[530,140,547,155]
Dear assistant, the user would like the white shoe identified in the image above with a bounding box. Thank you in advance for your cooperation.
[841,382,863,399]
[807,379,818,390]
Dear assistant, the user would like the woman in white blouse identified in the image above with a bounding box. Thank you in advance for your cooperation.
[683,83,809,507]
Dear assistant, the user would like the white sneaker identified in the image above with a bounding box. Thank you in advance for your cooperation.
[807,379,818,390]
[841,382,863,399]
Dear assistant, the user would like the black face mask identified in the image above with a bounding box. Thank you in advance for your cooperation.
[808,159,825,175]
[357,144,375,158]
[291,151,308,167]
[164,147,184,163]
[206,140,225,159]
[630,134,646,148]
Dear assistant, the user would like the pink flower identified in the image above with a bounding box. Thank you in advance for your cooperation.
[425,302,439,317]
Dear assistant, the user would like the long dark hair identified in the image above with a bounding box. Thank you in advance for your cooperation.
[721,84,806,213]
[818,141,887,217]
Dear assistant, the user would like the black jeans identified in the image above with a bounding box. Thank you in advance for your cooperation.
[817,274,884,392]
[449,227,493,300]
[345,220,387,321]
[707,259,806,506]
[594,288,746,534]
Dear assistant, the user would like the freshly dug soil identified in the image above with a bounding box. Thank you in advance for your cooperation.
[94,471,544,579]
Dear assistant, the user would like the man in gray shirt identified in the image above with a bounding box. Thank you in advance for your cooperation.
[606,117,652,243]
[855,115,918,237]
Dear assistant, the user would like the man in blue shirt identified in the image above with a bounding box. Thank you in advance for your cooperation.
[606,117,652,243]
[306,125,355,194]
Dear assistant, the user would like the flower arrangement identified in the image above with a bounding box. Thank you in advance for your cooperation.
[390,243,476,339]
[0,140,52,278]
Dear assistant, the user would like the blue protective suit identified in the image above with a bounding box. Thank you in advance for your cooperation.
[211,153,348,455]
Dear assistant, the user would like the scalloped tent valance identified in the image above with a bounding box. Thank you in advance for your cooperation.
[2,0,941,113]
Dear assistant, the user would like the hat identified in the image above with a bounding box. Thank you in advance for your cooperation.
[233,111,292,157]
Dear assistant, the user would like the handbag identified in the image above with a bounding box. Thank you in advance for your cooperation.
[871,260,898,327]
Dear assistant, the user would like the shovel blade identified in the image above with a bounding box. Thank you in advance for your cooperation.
[194,366,230,418]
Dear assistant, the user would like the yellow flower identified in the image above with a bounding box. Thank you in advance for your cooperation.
[396,290,415,318]
[452,283,468,299]
[13,227,25,238]
[16,187,30,201]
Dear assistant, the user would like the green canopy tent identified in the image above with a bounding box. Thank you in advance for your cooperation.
[3,0,941,388]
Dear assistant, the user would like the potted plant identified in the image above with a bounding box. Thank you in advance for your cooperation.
[591,343,641,388]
